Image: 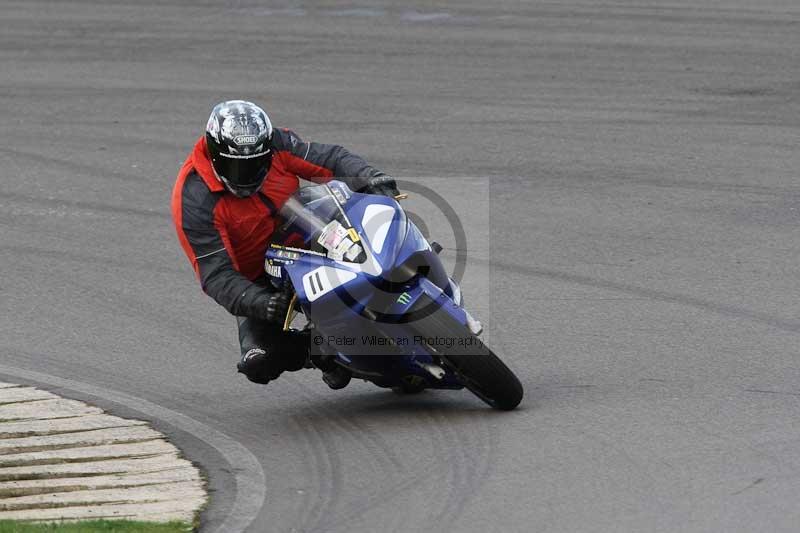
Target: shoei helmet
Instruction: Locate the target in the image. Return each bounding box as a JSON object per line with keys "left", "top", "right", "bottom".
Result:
{"left": 205, "top": 100, "right": 273, "bottom": 197}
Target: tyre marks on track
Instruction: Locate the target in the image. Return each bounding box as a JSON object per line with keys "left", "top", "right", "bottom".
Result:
{"left": 429, "top": 408, "right": 497, "bottom": 530}
{"left": 287, "top": 416, "right": 341, "bottom": 533}
{"left": 490, "top": 258, "right": 800, "bottom": 335}
{"left": 285, "top": 388, "right": 499, "bottom": 533}
{"left": 279, "top": 379, "right": 408, "bottom": 533}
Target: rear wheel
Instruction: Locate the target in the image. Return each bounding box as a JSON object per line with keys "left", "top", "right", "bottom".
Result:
{"left": 408, "top": 298, "right": 523, "bottom": 410}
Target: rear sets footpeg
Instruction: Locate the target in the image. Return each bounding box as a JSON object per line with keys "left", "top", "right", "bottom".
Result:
{"left": 416, "top": 361, "right": 446, "bottom": 380}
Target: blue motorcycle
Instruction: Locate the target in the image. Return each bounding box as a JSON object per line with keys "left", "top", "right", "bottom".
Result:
{"left": 265, "top": 181, "right": 523, "bottom": 410}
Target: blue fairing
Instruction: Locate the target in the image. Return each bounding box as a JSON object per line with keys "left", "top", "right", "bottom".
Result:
{"left": 265, "top": 181, "right": 469, "bottom": 389}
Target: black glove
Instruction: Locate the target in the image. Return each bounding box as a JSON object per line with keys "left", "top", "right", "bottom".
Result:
{"left": 360, "top": 175, "right": 400, "bottom": 198}
{"left": 260, "top": 292, "right": 290, "bottom": 324}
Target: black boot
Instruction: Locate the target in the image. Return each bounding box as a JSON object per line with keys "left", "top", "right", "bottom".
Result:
{"left": 321, "top": 365, "right": 352, "bottom": 390}
{"left": 238, "top": 348, "right": 279, "bottom": 384}
{"left": 312, "top": 353, "right": 352, "bottom": 390}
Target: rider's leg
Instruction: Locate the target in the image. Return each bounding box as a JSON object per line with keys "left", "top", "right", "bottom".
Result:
{"left": 236, "top": 317, "right": 308, "bottom": 384}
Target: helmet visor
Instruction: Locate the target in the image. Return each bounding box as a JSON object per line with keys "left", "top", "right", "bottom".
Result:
{"left": 214, "top": 150, "right": 273, "bottom": 196}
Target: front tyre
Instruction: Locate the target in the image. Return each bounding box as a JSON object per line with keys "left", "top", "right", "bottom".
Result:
{"left": 408, "top": 298, "right": 523, "bottom": 410}
{"left": 440, "top": 339, "right": 523, "bottom": 410}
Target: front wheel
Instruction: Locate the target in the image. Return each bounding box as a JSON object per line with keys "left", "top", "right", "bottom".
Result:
{"left": 440, "top": 339, "right": 523, "bottom": 411}
{"left": 408, "top": 299, "right": 523, "bottom": 410}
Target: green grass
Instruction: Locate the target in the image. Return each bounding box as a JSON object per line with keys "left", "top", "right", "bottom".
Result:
{"left": 0, "top": 520, "right": 193, "bottom": 533}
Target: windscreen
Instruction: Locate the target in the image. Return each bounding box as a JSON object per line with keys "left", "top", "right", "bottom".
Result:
{"left": 277, "top": 185, "right": 346, "bottom": 237}
{"left": 276, "top": 183, "right": 364, "bottom": 262}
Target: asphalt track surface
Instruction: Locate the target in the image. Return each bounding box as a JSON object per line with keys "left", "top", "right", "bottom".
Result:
{"left": 2, "top": 1, "right": 799, "bottom": 531}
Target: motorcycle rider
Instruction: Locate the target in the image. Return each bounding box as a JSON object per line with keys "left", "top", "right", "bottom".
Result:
{"left": 171, "top": 100, "right": 399, "bottom": 388}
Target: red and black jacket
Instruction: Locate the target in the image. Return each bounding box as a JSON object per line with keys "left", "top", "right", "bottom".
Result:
{"left": 171, "top": 128, "right": 384, "bottom": 319}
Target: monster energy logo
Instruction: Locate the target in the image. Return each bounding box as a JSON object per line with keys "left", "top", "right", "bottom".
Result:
{"left": 397, "top": 292, "right": 412, "bottom": 305}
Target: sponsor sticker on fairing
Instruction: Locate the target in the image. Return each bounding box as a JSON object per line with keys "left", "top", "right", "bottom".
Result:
{"left": 317, "top": 221, "right": 355, "bottom": 260}
{"left": 265, "top": 260, "right": 282, "bottom": 278}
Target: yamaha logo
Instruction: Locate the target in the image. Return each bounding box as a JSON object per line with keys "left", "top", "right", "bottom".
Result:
{"left": 234, "top": 135, "right": 258, "bottom": 145}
